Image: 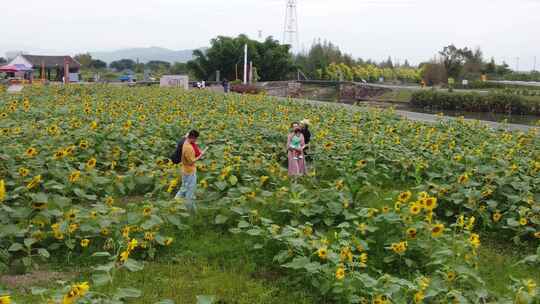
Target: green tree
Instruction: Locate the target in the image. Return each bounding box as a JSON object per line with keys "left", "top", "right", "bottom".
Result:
{"left": 188, "top": 34, "right": 294, "bottom": 81}
{"left": 146, "top": 60, "right": 171, "bottom": 72}
{"left": 110, "top": 59, "right": 136, "bottom": 71}
{"left": 0, "top": 57, "right": 6, "bottom": 65}
{"left": 295, "top": 40, "right": 355, "bottom": 79}
{"left": 74, "top": 53, "right": 93, "bottom": 68}
{"left": 485, "top": 58, "right": 497, "bottom": 74}
{"left": 90, "top": 59, "right": 107, "bottom": 70}
{"left": 496, "top": 62, "right": 511, "bottom": 76}
{"left": 439, "top": 45, "right": 472, "bottom": 79}
{"left": 381, "top": 56, "right": 394, "bottom": 69}
{"left": 170, "top": 62, "right": 188, "bottom": 75}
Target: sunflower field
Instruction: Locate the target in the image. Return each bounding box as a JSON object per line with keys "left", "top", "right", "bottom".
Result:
{"left": 0, "top": 85, "right": 540, "bottom": 303}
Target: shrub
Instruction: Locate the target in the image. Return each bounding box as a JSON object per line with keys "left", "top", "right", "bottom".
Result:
{"left": 410, "top": 90, "right": 540, "bottom": 115}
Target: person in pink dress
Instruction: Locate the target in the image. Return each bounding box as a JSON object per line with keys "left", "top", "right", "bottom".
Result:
{"left": 287, "top": 122, "right": 307, "bottom": 177}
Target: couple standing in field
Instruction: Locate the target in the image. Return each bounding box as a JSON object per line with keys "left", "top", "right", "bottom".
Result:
{"left": 174, "top": 120, "right": 312, "bottom": 213}
{"left": 287, "top": 119, "right": 311, "bottom": 177}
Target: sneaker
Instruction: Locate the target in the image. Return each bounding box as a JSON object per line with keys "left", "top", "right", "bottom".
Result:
{"left": 298, "top": 156, "right": 303, "bottom": 159}
{"left": 293, "top": 157, "right": 299, "bottom": 160}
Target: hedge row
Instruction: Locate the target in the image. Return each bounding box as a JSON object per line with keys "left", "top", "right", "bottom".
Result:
{"left": 410, "top": 90, "right": 540, "bottom": 115}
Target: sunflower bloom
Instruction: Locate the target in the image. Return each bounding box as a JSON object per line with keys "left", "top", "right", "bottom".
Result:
{"left": 119, "top": 250, "right": 130, "bottom": 263}
{"left": 259, "top": 175, "right": 269, "bottom": 184}
{"left": 144, "top": 232, "right": 155, "bottom": 241}
{"left": 69, "top": 171, "right": 81, "bottom": 183}
{"left": 391, "top": 241, "right": 408, "bottom": 255}
{"left": 18, "top": 168, "right": 30, "bottom": 177}
{"left": 526, "top": 279, "right": 537, "bottom": 296}
{"left": 335, "top": 266, "right": 345, "bottom": 280}
{"left": 406, "top": 228, "right": 417, "bottom": 239}
{"left": 398, "top": 191, "right": 412, "bottom": 202}
{"left": 317, "top": 247, "right": 328, "bottom": 260}
{"left": 409, "top": 204, "right": 422, "bottom": 215}
{"left": 458, "top": 173, "right": 469, "bottom": 184}
{"left": 492, "top": 212, "right": 502, "bottom": 223}
{"left": 431, "top": 224, "right": 445, "bottom": 237}
{"left": 469, "top": 233, "right": 481, "bottom": 249}
{"left": 86, "top": 158, "right": 97, "bottom": 170}
{"left": 26, "top": 175, "right": 42, "bottom": 190}
{"left": 447, "top": 271, "right": 457, "bottom": 282}
{"left": 356, "top": 159, "right": 367, "bottom": 169}
{"left": 414, "top": 291, "right": 425, "bottom": 303}
{"left": 127, "top": 239, "right": 138, "bottom": 251}
{"left": 0, "top": 180, "right": 5, "bottom": 202}
{"left": 424, "top": 197, "right": 438, "bottom": 210}
{"left": 164, "top": 237, "right": 174, "bottom": 246}
{"left": 80, "top": 239, "right": 90, "bottom": 248}
{"left": 25, "top": 147, "right": 38, "bottom": 157}
{"left": 0, "top": 295, "right": 11, "bottom": 304}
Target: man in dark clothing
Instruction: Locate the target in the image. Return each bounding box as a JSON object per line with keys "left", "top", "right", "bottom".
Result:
{"left": 300, "top": 119, "right": 312, "bottom": 161}
{"left": 222, "top": 79, "right": 229, "bottom": 93}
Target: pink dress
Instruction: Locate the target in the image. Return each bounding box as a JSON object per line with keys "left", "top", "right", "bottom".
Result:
{"left": 287, "top": 133, "right": 307, "bottom": 176}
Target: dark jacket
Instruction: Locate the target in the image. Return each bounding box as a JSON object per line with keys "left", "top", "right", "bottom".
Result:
{"left": 301, "top": 128, "right": 311, "bottom": 146}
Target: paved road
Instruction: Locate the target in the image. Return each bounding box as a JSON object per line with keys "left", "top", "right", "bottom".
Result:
{"left": 285, "top": 97, "right": 536, "bottom": 133}
{"left": 361, "top": 83, "right": 491, "bottom": 94}
{"left": 488, "top": 80, "right": 540, "bottom": 87}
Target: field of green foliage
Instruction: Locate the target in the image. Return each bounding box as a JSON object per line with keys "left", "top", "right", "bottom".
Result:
{"left": 0, "top": 85, "right": 539, "bottom": 304}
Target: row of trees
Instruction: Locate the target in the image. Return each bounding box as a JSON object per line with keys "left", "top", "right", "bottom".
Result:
{"left": 73, "top": 53, "right": 190, "bottom": 75}
{"left": 294, "top": 40, "right": 418, "bottom": 82}
{"left": 315, "top": 62, "right": 420, "bottom": 82}
{"left": 420, "top": 44, "right": 518, "bottom": 85}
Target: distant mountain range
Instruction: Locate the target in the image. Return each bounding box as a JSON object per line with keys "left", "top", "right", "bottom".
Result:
{"left": 90, "top": 47, "right": 202, "bottom": 64}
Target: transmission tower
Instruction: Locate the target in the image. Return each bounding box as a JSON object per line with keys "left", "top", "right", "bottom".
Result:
{"left": 283, "top": 0, "right": 299, "bottom": 52}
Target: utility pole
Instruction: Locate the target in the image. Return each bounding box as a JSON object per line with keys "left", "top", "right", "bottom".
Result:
{"left": 243, "top": 44, "right": 248, "bottom": 84}
{"left": 515, "top": 57, "right": 520, "bottom": 72}
{"left": 534, "top": 56, "right": 537, "bottom": 72}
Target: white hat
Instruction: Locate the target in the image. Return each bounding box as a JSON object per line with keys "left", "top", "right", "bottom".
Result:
{"left": 300, "top": 119, "right": 310, "bottom": 125}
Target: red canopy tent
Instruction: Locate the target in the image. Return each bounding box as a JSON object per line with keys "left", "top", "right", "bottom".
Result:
{"left": 0, "top": 65, "right": 19, "bottom": 73}
{"left": 0, "top": 64, "right": 33, "bottom": 72}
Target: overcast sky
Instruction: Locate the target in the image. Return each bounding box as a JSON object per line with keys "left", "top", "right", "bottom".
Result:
{"left": 2, "top": 0, "right": 539, "bottom": 69}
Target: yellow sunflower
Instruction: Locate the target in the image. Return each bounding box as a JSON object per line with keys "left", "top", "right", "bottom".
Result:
{"left": 458, "top": 173, "right": 469, "bottom": 184}
{"left": 69, "top": 171, "right": 81, "bottom": 183}
{"left": 431, "top": 224, "right": 445, "bottom": 237}
{"left": 335, "top": 266, "right": 345, "bottom": 280}
{"left": 25, "top": 147, "right": 38, "bottom": 157}
{"left": 424, "top": 197, "right": 438, "bottom": 210}
{"left": 398, "top": 191, "right": 412, "bottom": 202}
{"left": 409, "top": 204, "right": 422, "bottom": 215}
{"left": 86, "top": 158, "right": 97, "bottom": 170}
{"left": 80, "top": 239, "right": 90, "bottom": 248}
{"left": 18, "top": 168, "right": 30, "bottom": 177}
{"left": 406, "top": 228, "right": 417, "bottom": 239}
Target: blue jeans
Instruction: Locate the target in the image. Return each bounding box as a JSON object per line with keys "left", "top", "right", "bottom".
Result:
{"left": 175, "top": 173, "right": 197, "bottom": 213}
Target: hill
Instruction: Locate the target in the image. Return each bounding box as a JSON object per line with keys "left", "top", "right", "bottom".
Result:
{"left": 90, "top": 47, "right": 199, "bottom": 63}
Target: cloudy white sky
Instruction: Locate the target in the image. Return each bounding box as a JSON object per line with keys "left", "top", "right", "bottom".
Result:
{"left": 2, "top": 0, "right": 539, "bottom": 69}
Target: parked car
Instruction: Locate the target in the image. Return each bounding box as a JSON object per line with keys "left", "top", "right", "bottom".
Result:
{"left": 119, "top": 75, "right": 136, "bottom": 82}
